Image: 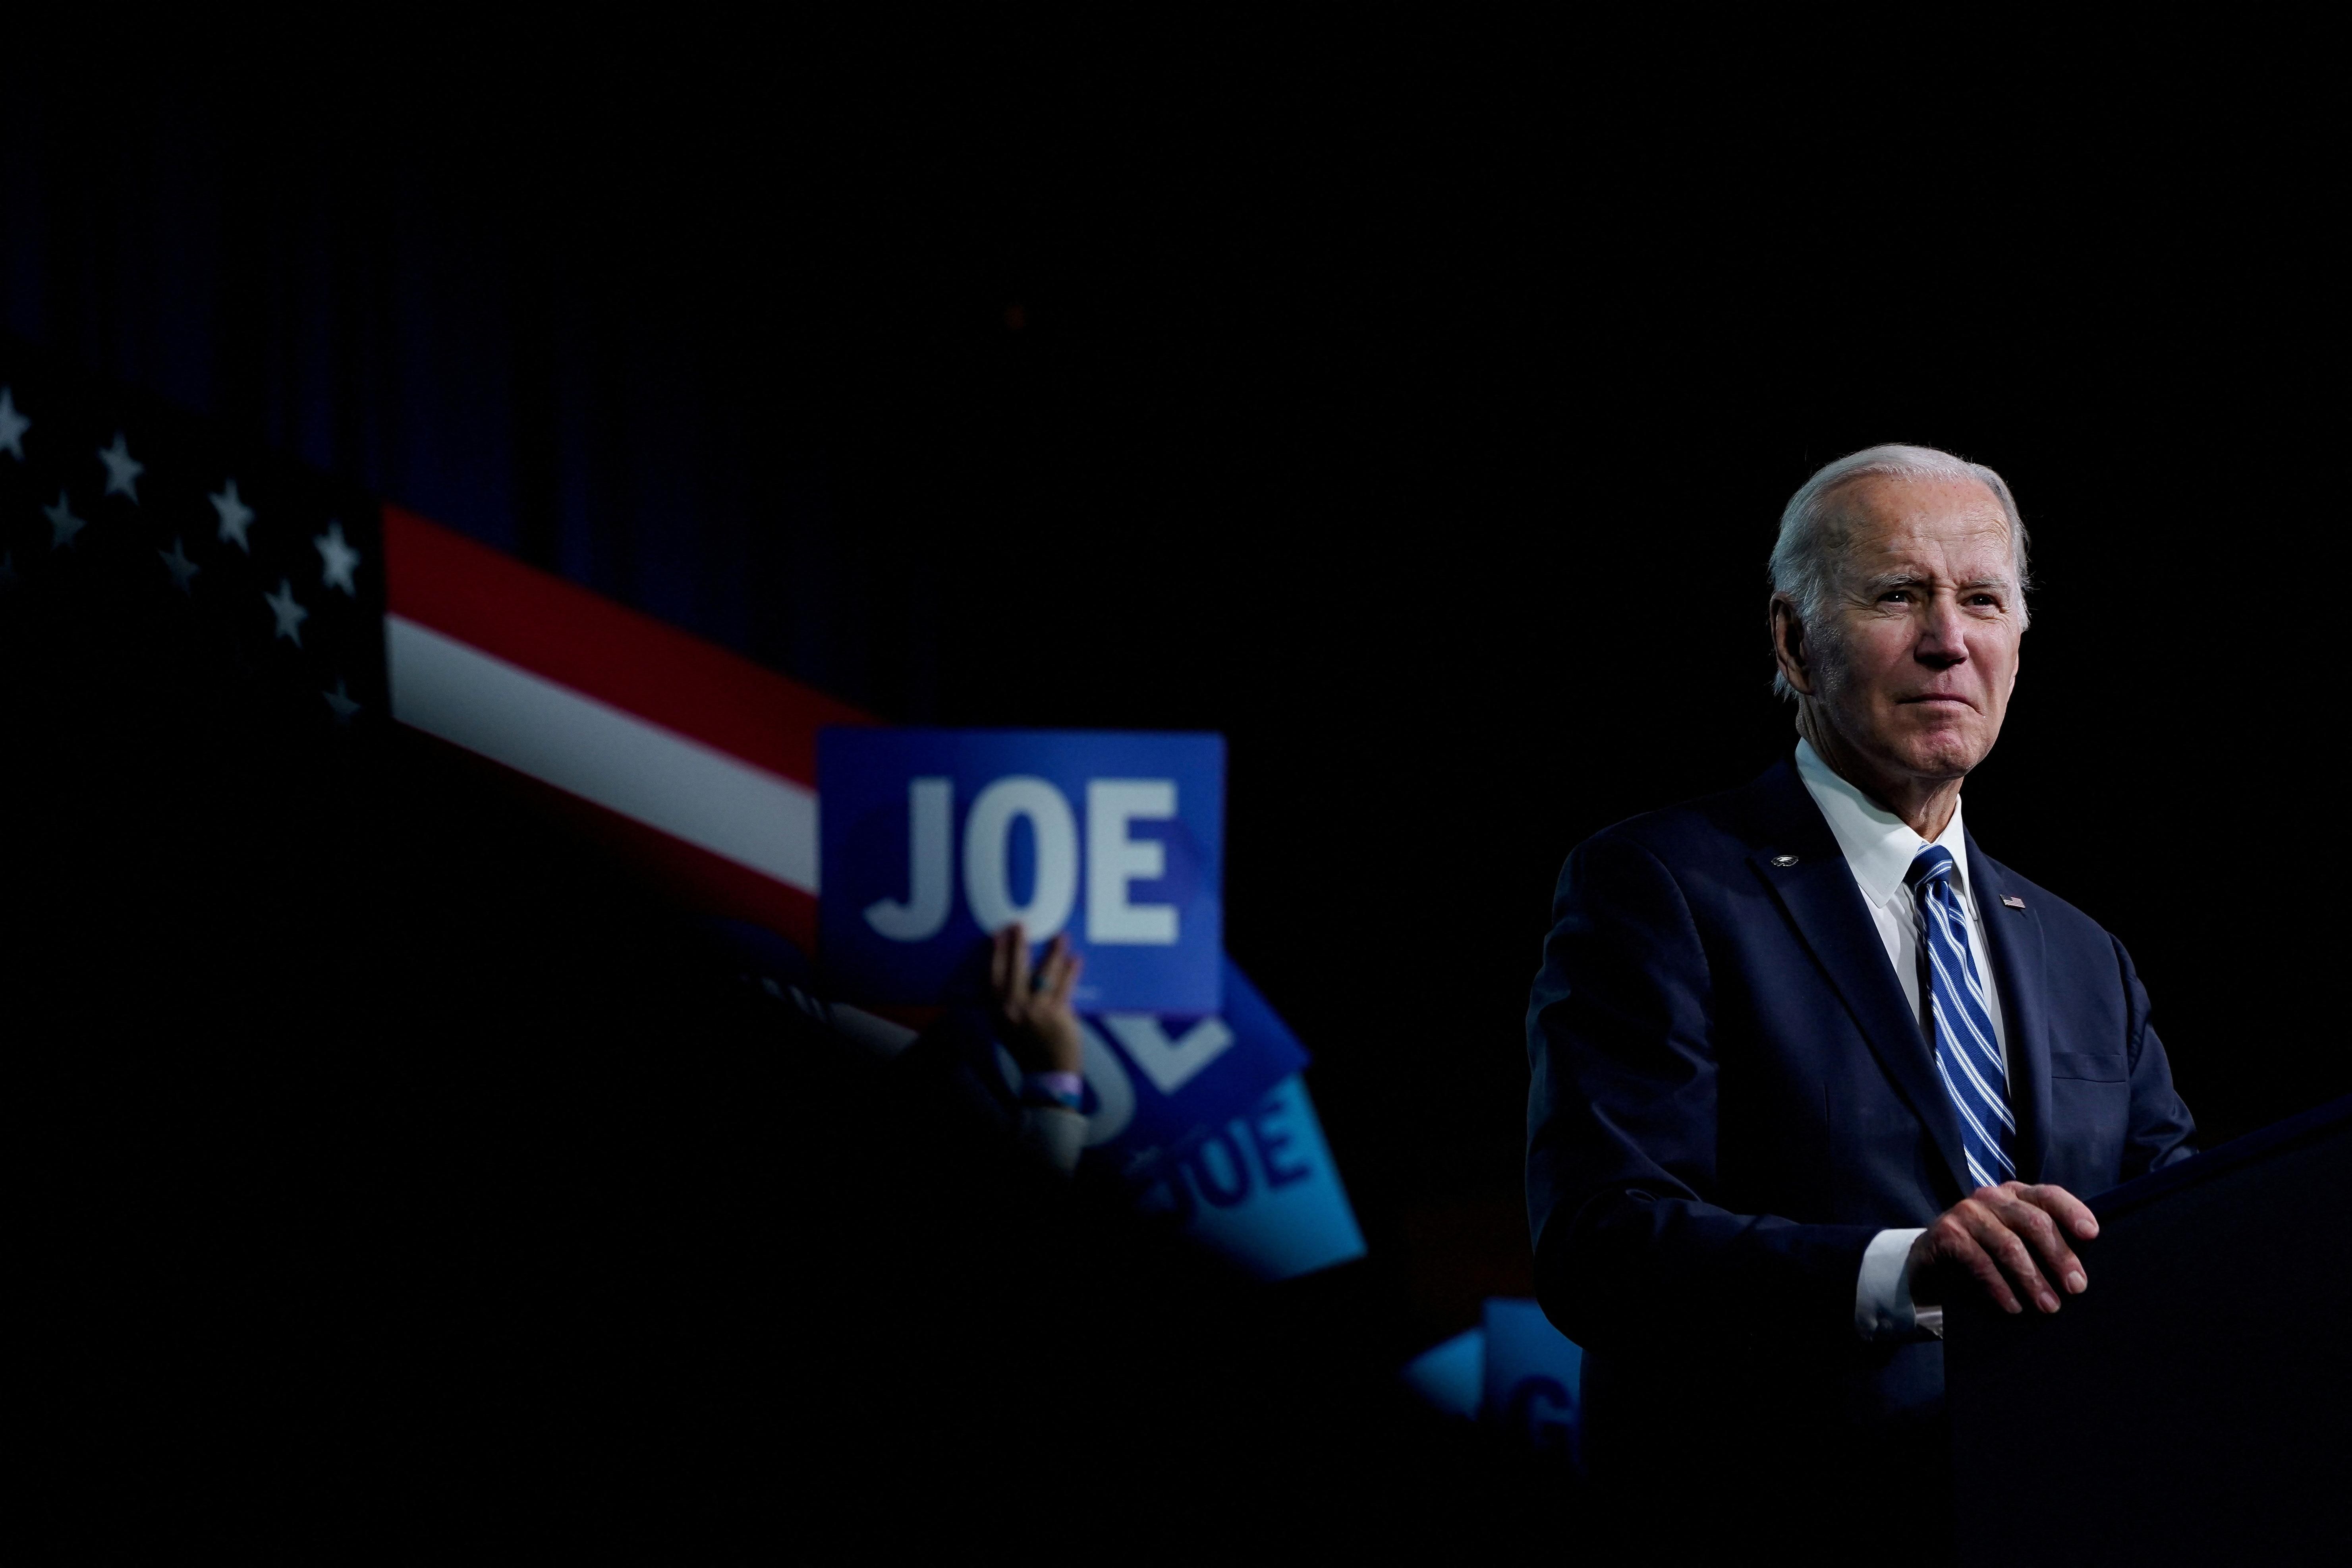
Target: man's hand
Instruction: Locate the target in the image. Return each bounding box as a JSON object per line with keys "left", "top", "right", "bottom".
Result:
{"left": 1909, "top": 1181, "right": 2099, "bottom": 1315}
{"left": 987, "top": 923, "right": 1085, "bottom": 1076}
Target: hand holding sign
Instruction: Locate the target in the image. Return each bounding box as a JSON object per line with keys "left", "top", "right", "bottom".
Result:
{"left": 988, "top": 924, "right": 1084, "bottom": 1076}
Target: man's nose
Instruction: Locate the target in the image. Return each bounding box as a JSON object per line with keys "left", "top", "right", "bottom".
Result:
{"left": 1914, "top": 597, "right": 1970, "bottom": 666}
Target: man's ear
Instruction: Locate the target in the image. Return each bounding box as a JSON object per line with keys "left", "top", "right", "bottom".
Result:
{"left": 1769, "top": 596, "right": 1818, "bottom": 697}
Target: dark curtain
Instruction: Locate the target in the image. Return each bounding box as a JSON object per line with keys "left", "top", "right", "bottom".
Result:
{"left": 2, "top": 51, "right": 947, "bottom": 719}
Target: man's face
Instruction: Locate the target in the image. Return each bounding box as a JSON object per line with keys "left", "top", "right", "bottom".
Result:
{"left": 1802, "top": 474, "right": 2025, "bottom": 785}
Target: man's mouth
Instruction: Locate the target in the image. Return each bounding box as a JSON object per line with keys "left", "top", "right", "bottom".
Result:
{"left": 1899, "top": 694, "right": 1975, "bottom": 710}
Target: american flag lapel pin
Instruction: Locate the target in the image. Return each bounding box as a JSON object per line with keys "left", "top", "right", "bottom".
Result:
{"left": 2001, "top": 895, "right": 2026, "bottom": 909}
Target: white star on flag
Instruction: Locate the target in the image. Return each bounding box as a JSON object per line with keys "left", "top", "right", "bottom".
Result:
{"left": 159, "top": 537, "right": 200, "bottom": 594}
{"left": 44, "top": 490, "right": 87, "bottom": 550}
{"left": 315, "top": 520, "right": 361, "bottom": 595}
{"left": 0, "top": 386, "right": 28, "bottom": 461}
{"left": 266, "top": 578, "right": 309, "bottom": 645}
{"left": 98, "top": 432, "right": 144, "bottom": 502}
{"left": 211, "top": 478, "right": 255, "bottom": 552}
{"left": 323, "top": 678, "right": 362, "bottom": 724}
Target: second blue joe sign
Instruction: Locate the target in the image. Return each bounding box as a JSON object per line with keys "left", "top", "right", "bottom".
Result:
{"left": 819, "top": 729, "right": 1225, "bottom": 1013}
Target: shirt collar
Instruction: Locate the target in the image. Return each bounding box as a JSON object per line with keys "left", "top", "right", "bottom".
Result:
{"left": 1792, "top": 737, "right": 1972, "bottom": 910}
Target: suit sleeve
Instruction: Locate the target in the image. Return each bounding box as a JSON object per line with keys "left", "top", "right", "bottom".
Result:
{"left": 2115, "top": 934, "right": 2198, "bottom": 1179}
{"left": 1526, "top": 831, "right": 1875, "bottom": 1356}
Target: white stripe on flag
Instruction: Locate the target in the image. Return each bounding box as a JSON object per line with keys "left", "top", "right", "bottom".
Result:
{"left": 386, "top": 614, "right": 819, "bottom": 894}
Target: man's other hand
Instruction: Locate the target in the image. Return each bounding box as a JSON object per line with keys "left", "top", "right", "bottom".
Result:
{"left": 1909, "top": 1182, "right": 2099, "bottom": 1315}
{"left": 987, "top": 924, "right": 1085, "bottom": 1076}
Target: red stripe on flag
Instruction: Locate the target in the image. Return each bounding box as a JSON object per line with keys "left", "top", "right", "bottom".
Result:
{"left": 382, "top": 504, "right": 876, "bottom": 783}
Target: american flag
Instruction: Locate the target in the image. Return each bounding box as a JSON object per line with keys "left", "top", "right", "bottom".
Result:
{"left": 0, "top": 340, "right": 389, "bottom": 741}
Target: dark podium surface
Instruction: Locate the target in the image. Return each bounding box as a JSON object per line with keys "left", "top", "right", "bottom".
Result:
{"left": 1948, "top": 1096, "right": 2352, "bottom": 1563}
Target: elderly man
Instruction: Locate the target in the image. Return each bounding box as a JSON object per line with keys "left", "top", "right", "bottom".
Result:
{"left": 1525, "top": 445, "right": 2196, "bottom": 1547}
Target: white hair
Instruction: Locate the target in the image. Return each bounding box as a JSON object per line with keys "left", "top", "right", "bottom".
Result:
{"left": 1768, "top": 443, "right": 2031, "bottom": 701}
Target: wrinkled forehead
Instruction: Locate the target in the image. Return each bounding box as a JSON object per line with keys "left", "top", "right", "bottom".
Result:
{"left": 1833, "top": 473, "right": 2016, "bottom": 578}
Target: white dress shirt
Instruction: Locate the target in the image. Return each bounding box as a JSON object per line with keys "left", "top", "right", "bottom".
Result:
{"left": 1790, "top": 739, "right": 2009, "bottom": 1342}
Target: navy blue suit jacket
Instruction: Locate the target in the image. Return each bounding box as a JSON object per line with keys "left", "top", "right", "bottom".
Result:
{"left": 1526, "top": 754, "right": 2196, "bottom": 1476}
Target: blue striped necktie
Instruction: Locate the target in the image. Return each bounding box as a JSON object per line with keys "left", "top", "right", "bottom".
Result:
{"left": 1905, "top": 845, "right": 2016, "bottom": 1191}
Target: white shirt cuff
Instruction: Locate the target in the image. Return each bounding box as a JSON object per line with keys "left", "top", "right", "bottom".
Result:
{"left": 1017, "top": 1106, "right": 1088, "bottom": 1175}
{"left": 1855, "top": 1227, "right": 1929, "bottom": 1342}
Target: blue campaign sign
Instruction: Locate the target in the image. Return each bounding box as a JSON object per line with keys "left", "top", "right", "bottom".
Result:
{"left": 819, "top": 728, "right": 1224, "bottom": 1013}
{"left": 1129, "top": 1075, "right": 1367, "bottom": 1281}
{"left": 1401, "top": 1328, "right": 1486, "bottom": 1421}
{"left": 1051, "top": 957, "right": 1308, "bottom": 1159}
{"left": 1481, "top": 1298, "right": 1583, "bottom": 1466}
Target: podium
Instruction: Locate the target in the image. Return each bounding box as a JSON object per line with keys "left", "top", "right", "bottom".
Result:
{"left": 1947, "top": 1096, "right": 2352, "bottom": 1563}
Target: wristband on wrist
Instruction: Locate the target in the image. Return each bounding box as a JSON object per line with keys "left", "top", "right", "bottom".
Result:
{"left": 1020, "top": 1070, "right": 1085, "bottom": 1111}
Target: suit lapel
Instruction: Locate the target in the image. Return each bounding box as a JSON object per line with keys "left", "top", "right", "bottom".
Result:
{"left": 1744, "top": 760, "right": 1972, "bottom": 1198}
{"left": 1966, "top": 836, "right": 2055, "bottom": 1183}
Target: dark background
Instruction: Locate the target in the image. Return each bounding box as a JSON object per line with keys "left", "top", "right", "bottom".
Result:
{"left": 6, "top": 24, "right": 2340, "bottom": 1540}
